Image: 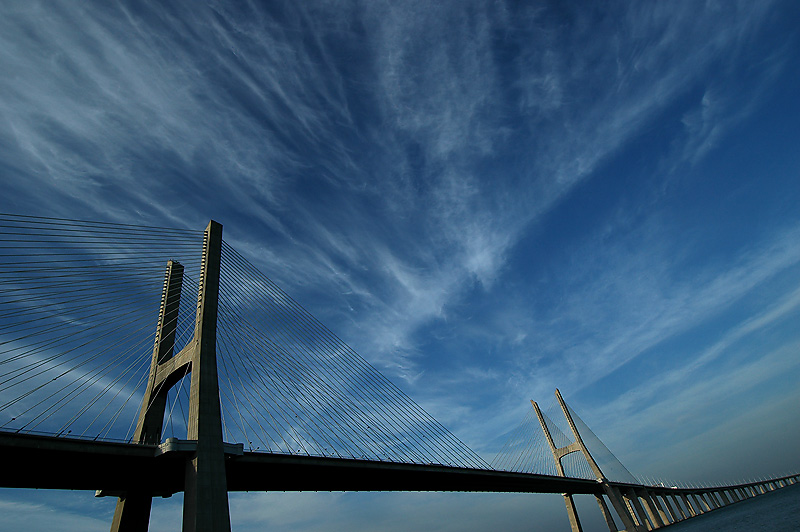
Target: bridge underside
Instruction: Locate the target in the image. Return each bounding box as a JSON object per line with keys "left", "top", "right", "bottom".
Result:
{"left": 0, "top": 431, "right": 601, "bottom": 495}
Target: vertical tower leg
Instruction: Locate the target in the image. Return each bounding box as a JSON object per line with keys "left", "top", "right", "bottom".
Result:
{"left": 111, "top": 260, "right": 185, "bottom": 531}
{"left": 182, "top": 221, "right": 231, "bottom": 532}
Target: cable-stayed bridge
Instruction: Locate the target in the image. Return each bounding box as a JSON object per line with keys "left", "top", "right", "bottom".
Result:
{"left": 0, "top": 214, "right": 796, "bottom": 532}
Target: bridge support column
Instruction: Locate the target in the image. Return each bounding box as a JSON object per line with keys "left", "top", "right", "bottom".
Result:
{"left": 679, "top": 494, "right": 696, "bottom": 517}
{"left": 670, "top": 495, "right": 687, "bottom": 520}
{"left": 602, "top": 485, "right": 643, "bottom": 532}
{"left": 706, "top": 493, "right": 717, "bottom": 509}
{"left": 707, "top": 491, "right": 722, "bottom": 509}
{"left": 625, "top": 497, "right": 643, "bottom": 529}
{"left": 649, "top": 493, "right": 670, "bottom": 525}
{"left": 695, "top": 493, "right": 710, "bottom": 512}
{"left": 660, "top": 495, "right": 680, "bottom": 523}
{"left": 691, "top": 494, "right": 706, "bottom": 513}
{"left": 110, "top": 495, "right": 155, "bottom": 532}
{"left": 594, "top": 495, "right": 618, "bottom": 531}
{"left": 182, "top": 221, "right": 231, "bottom": 532}
{"left": 711, "top": 491, "right": 725, "bottom": 508}
{"left": 562, "top": 494, "right": 584, "bottom": 532}
{"left": 635, "top": 489, "right": 664, "bottom": 528}
{"left": 111, "top": 260, "right": 185, "bottom": 532}
{"left": 707, "top": 492, "right": 720, "bottom": 509}
{"left": 625, "top": 489, "right": 651, "bottom": 530}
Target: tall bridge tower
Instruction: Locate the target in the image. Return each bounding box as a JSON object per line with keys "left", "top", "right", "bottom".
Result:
{"left": 112, "top": 221, "right": 230, "bottom": 532}
{"left": 533, "top": 390, "right": 646, "bottom": 532}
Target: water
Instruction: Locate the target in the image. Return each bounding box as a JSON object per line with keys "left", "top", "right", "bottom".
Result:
{"left": 665, "top": 482, "right": 800, "bottom": 531}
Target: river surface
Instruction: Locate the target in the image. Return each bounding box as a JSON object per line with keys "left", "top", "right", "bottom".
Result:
{"left": 664, "top": 482, "right": 799, "bottom": 531}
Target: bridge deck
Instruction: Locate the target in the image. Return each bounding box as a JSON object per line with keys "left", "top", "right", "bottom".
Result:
{"left": 0, "top": 431, "right": 601, "bottom": 495}
{"left": 4, "top": 431, "right": 791, "bottom": 499}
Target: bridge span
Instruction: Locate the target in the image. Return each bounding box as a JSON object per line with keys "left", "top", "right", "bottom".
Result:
{"left": 2, "top": 429, "right": 797, "bottom": 531}
{"left": 0, "top": 215, "right": 796, "bottom": 531}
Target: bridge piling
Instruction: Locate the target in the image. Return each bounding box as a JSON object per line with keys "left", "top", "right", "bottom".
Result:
{"left": 563, "top": 494, "right": 585, "bottom": 532}
{"left": 637, "top": 489, "right": 665, "bottom": 528}
{"left": 603, "top": 485, "right": 643, "bottom": 532}
{"left": 648, "top": 492, "right": 670, "bottom": 525}
{"left": 660, "top": 495, "right": 680, "bottom": 523}
{"left": 595, "top": 494, "right": 619, "bottom": 531}
{"left": 625, "top": 489, "right": 652, "bottom": 530}
{"left": 670, "top": 495, "right": 687, "bottom": 520}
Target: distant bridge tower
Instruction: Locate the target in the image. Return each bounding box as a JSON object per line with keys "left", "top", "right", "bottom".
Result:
{"left": 111, "top": 221, "right": 231, "bottom": 532}
{"left": 533, "top": 390, "right": 653, "bottom": 532}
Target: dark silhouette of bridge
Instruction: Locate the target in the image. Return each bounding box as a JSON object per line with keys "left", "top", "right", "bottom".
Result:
{"left": 0, "top": 214, "right": 796, "bottom": 532}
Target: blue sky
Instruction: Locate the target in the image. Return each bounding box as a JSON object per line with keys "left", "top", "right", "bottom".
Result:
{"left": 1, "top": 1, "right": 799, "bottom": 530}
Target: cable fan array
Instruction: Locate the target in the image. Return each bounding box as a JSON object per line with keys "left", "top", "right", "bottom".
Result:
{"left": 211, "top": 242, "right": 487, "bottom": 467}
{"left": 492, "top": 397, "right": 645, "bottom": 481}
{"left": 491, "top": 399, "right": 595, "bottom": 479}
{"left": 565, "top": 403, "right": 639, "bottom": 484}
{"left": 0, "top": 214, "right": 487, "bottom": 470}
{"left": 0, "top": 214, "right": 203, "bottom": 441}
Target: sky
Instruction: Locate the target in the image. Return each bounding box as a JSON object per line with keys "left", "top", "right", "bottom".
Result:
{"left": 1, "top": 0, "right": 799, "bottom": 531}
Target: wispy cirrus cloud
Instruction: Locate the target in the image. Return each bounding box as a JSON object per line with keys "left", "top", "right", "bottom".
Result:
{"left": 1, "top": 1, "right": 785, "bottom": 380}
{"left": 439, "top": 218, "right": 800, "bottom": 452}
{"left": 0, "top": 2, "right": 794, "bottom": 451}
{"left": 512, "top": 220, "right": 800, "bottom": 391}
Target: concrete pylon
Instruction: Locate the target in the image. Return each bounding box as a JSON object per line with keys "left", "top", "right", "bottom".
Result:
{"left": 532, "top": 393, "right": 644, "bottom": 532}
{"left": 530, "top": 400, "right": 584, "bottom": 532}
{"left": 111, "top": 260, "right": 185, "bottom": 531}
{"left": 555, "top": 390, "right": 645, "bottom": 532}
{"left": 110, "top": 221, "right": 231, "bottom": 532}
{"left": 182, "top": 220, "right": 230, "bottom": 532}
